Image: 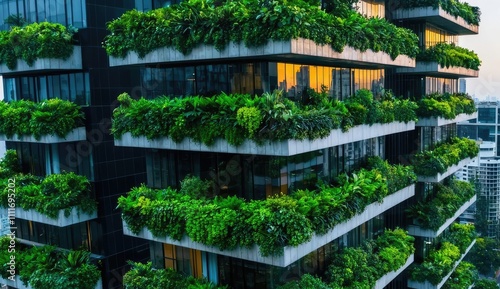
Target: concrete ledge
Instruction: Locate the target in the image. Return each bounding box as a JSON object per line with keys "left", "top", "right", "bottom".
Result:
{"left": 0, "top": 46, "right": 83, "bottom": 75}
{"left": 0, "top": 127, "right": 86, "bottom": 143}
{"left": 408, "top": 195, "right": 477, "bottom": 238}
{"left": 393, "top": 7, "right": 479, "bottom": 35}
{"left": 14, "top": 207, "right": 97, "bottom": 227}
{"left": 123, "top": 184, "right": 415, "bottom": 267}
{"left": 416, "top": 112, "right": 477, "bottom": 127}
{"left": 0, "top": 276, "right": 102, "bottom": 289}
{"left": 115, "top": 121, "right": 415, "bottom": 156}
{"left": 417, "top": 157, "right": 474, "bottom": 183}
{"left": 408, "top": 240, "right": 476, "bottom": 289}
{"left": 109, "top": 39, "right": 416, "bottom": 68}
{"left": 396, "top": 61, "right": 479, "bottom": 78}
{"left": 375, "top": 254, "right": 415, "bottom": 289}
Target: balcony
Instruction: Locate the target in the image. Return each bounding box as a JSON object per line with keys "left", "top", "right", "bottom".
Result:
{"left": 0, "top": 127, "right": 86, "bottom": 143}
{"left": 395, "top": 61, "right": 479, "bottom": 78}
{"left": 392, "top": 7, "right": 478, "bottom": 35}
{"left": 416, "top": 112, "right": 477, "bottom": 127}
{"left": 109, "top": 39, "right": 415, "bottom": 69}
{"left": 408, "top": 195, "right": 476, "bottom": 238}
{"left": 0, "top": 276, "right": 103, "bottom": 289}
{"left": 417, "top": 157, "right": 474, "bottom": 183}
{"left": 408, "top": 240, "right": 476, "bottom": 289}
{"left": 374, "top": 254, "right": 415, "bottom": 289}
{"left": 15, "top": 207, "right": 97, "bottom": 227}
{"left": 115, "top": 121, "right": 415, "bottom": 156}
{"left": 122, "top": 184, "right": 414, "bottom": 267}
{"left": 0, "top": 46, "right": 82, "bottom": 76}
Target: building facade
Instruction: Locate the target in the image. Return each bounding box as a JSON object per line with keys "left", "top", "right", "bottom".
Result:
{"left": 0, "top": 0, "right": 481, "bottom": 288}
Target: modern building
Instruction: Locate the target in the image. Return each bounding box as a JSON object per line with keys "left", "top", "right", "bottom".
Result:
{"left": 458, "top": 101, "right": 500, "bottom": 239}
{"left": 0, "top": 0, "right": 481, "bottom": 288}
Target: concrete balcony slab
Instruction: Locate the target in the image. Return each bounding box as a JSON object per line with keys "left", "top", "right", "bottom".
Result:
{"left": 0, "top": 127, "right": 86, "bottom": 143}
{"left": 396, "top": 61, "right": 479, "bottom": 78}
{"left": 14, "top": 207, "right": 97, "bottom": 227}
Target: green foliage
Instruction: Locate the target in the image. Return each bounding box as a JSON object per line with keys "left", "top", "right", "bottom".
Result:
{"left": 411, "top": 225, "right": 476, "bottom": 285}
{"left": 469, "top": 237, "right": 500, "bottom": 276}
{"left": 0, "top": 238, "right": 100, "bottom": 289}
{"left": 277, "top": 274, "right": 330, "bottom": 289}
{"left": 0, "top": 149, "right": 21, "bottom": 178}
{"left": 442, "top": 261, "right": 478, "bottom": 289}
{"left": 112, "top": 90, "right": 417, "bottom": 145}
{"left": 417, "top": 92, "right": 476, "bottom": 119}
{"left": 4, "top": 14, "right": 27, "bottom": 27}
{"left": 0, "top": 99, "right": 84, "bottom": 139}
{"left": 103, "top": 0, "right": 419, "bottom": 60}
{"left": 411, "top": 137, "right": 478, "bottom": 176}
{"left": 0, "top": 21, "right": 76, "bottom": 70}
{"left": 418, "top": 43, "right": 481, "bottom": 70}
{"left": 474, "top": 279, "right": 500, "bottom": 289}
{"left": 322, "top": 228, "right": 414, "bottom": 289}
{"left": 0, "top": 170, "right": 96, "bottom": 219}
{"left": 399, "top": 0, "right": 481, "bottom": 25}
{"left": 407, "top": 180, "right": 477, "bottom": 230}
{"left": 123, "top": 261, "right": 226, "bottom": 289}
{"left": 411, "top": 242, "right": 461, "bottom": 285}
{"left": 118, "top": 159, "right": 415, "bottom": 257}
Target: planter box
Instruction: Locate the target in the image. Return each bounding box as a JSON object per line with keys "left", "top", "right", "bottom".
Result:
{"left": 14, "top": 207, "right": 97, "bottom": 227}
{"left": 408, "top": 195, "right": 476, "bottom": 238}
{"left": 115, "top": 121, "right": 415, "bottom": 156}
{"left": 374, "top": 254, "right": 415, "bottom": 289}
{"left": 396, "top": 61, "right": 479, "bottom": 78}
{"left": 0, "top": 127, "right": 86, "bottom": 143}
{"left": 109, "top": 39, "right": 415, "bottom": 68}
{"left": 417, "top": 157, "right": 474, "bottom": 183}
{"left": 0, "top": 46, "right": 83, "bottom": 75}
{"left": 416, "top": 112, "right": 477, "bottom": 127}
{"left": 0, "top": 276, "right": 103, "bottom": 289}
{"left": 392, "top": 7, "right": 479, "bottom": 35}
{"left": 123, "top": 184, "right": 415, "bottom": 267}
{"left": 408, "top": 240, "right": 476, "bottom": 289}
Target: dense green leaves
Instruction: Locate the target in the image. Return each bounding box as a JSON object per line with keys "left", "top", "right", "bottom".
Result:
{"left": 279, "top": 228, "right": 414, "bottom": 289}
{"left": 473, "top": 279, "right": 500, "bottom": 289}
{"left": 0, "top": 99, "right": 84, "bottom": 140}
{"left": 0, "top": 22, "right": 76, "bottom": 70}
{"left": 418, "top": 43, "right": 481, "bottom": 70}
{"left": 103, "top": 0, "right": 419, "bottom": 59}
{"left": 417, "top": 92, "right": 476, "bottom": 119}
{"left": 0, "top": 152, "right": 96, "bottom": 219}
{"left": 411, "top": 224, "right": 476, "bottom": 285}
{"left": 411, "top": 137, "right": 479, "bottom": 176}
{"left": 468, "top": 237, "right": 500, "bottom": 276}
{"left": 399, "top": 0, "right": 481, "bottom": 25}
{"left": 407, "top": 180, "right": 476, "bottom": 230}
{"left": 123, "top": 261, "right": 226, "bottom": 289}
{"left": 442, "top": 261, "right": 478, "bottom": 289}
{"left": 118, "top": 158, "right": 415, "bottom": 257}
{"left": 0, "top": 237, "right": 100, "bottom": 289}
{"left": 112, "top": 89, "right": 417, "bottom": 145}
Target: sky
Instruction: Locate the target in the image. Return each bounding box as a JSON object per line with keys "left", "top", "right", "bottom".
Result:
{"left": 460, "top": 0, "right": 500, "bottom": 101}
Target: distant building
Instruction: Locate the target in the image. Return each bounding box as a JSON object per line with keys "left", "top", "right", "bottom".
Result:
{"left": 459, "top": 79, "right": 467, "bottom": 93}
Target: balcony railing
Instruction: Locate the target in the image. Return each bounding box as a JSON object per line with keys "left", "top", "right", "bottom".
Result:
{"left": 408, "top": 195, "right": 477, "bottom": 238}
{"left": 15, "top": 207, "right": 97, "bottom": 227}
{"left": 109, "top": 39, "right": 415, "bottom": 69}
{"left": 416, "top": 112, "right": 477, "bottom": 127}
{"left": 122, "top": 184, "right": 415, "bottom": 267}
{"left": 417, "top": 157, "right": 474, "bottom": 183}
{"left": 396, "top": 61, "right": 479, "bottom": 78}
{"left": 0, "top": 46, "right": 82, "bottom": 75}
{"left": 375, "top": 254, "right": 415, "bottom": 289}
{"left": 392, "top": 6, "right": 479, "bottom": 35}
{"left": 408, "top": 240, "right": 476, "bottom": 289}
{"left": 0, "top": 127, "right": 86, "bottom": 143}
{"left": 115, "top": 121, "right": 415, "bottom": 156}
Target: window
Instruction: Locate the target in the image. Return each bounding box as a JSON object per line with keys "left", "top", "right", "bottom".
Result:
{"left": 3, "top": 72, "right": 91, "bottom": 105}
{"left": 0, "top": 0, "right": 87, "bottom": 30}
